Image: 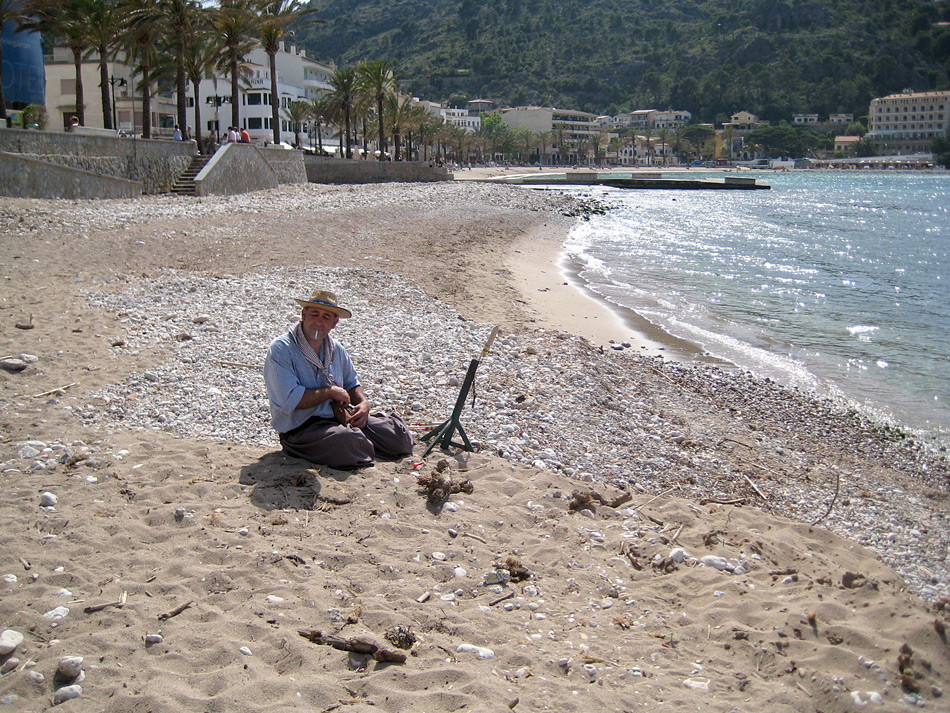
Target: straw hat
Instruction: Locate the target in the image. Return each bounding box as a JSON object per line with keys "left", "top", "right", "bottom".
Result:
{"left": 294, "top": 288, "right": 352, "bottom": 319}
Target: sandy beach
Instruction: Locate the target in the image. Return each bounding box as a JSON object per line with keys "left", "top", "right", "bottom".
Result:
{"left": 1, "top": 179, "right": 948, "bottom": 712}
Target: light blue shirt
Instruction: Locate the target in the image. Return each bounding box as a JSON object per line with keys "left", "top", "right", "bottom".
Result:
{"left": 263, "top": 330, "right": 360, "bottom": 433}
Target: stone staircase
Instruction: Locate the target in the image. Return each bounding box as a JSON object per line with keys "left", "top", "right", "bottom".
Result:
{"left": 170, "top": 155, "right": 211, "bottom": 195}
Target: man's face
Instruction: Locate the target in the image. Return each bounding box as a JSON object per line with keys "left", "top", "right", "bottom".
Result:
{"left": 302, "top": 306, "right": 339, "bottom": 342}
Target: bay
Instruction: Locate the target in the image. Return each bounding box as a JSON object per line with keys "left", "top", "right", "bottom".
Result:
{"left": 562, "top": 171, "right": 950, "bottom": 446}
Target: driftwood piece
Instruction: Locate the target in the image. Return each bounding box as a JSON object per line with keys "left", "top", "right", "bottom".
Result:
{"left": 158, "top": 600, "right": 193, "bottom": 621}
{"left": 297, "top": 629, "right": 407, "bottom": 663}
{"left": 84, "top": 591, "right": 127, "bottom": 614}
{"left": 568, "top": 489, "right": 633, "bottom": 512}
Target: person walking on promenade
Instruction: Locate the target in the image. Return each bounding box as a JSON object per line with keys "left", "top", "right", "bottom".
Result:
{"left": 264, "top": 288, "right": 414, "bottom": 469}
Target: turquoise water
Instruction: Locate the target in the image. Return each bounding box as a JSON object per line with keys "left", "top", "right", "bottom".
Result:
{"left": 563, "top": 172, "right": 950, "bottom": 443}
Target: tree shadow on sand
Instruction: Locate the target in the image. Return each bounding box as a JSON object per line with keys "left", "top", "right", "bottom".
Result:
{"left": 239, "top": 450, "right": 354, "bottom": 511}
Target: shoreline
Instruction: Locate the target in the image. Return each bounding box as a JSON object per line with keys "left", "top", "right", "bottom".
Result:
{"left": 506, "top": 220, "right": 707, "bottom": 361}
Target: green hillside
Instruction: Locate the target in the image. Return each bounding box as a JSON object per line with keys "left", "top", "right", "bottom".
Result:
{"left": 296, "top": 0, "right": 950, "bottom": 123}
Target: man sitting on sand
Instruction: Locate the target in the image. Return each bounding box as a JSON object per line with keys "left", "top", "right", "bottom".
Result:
{"left": 264, "top": 288, "right": 414, "bottom": 469}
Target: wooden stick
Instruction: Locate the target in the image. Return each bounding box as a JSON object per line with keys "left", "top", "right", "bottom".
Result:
{"left": 742, "top": 473, "right": 769, "bottom": 502}
{"left": 158, "top": 600, "right": 193, "bottom": 621}
{"left": 215, "top": 360, "right": 262, "bottom": 370}
{"left": 489, "top": 591, "right": 514, "bottom": 606}
{"left": 670, "top": 523, "right": 685, "bottom": 544}
{"left": 83, "top": 591, "right": 127, "bottom": 614}
{"left": 33, "top": 383, "right": 78, "bottom": 398}
{"left": 810, "top": 469, "right": 840, "bottom": 526}
{"left": 631, "top": 486, "right": 675, "bottom": 511}
{"left": 460, "top": 532, "right": 487, "bottom": 544}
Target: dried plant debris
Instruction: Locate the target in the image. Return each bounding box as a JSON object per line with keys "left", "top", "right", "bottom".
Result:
{"left": 503, "top": 556, "right": 532, "bottom": 582}
{"left": 384, "top": 625, "right": 417, "bottom": 650}
{"left": 297, "top": 629, "right": 407, "bottom": 664}
{"left": 568, "top": 488, "right": 632, "bottom": 512}
{"left": 417, "top": 461, "right": 474, "bottom": 506}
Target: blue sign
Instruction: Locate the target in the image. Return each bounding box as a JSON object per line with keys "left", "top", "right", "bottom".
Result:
{"left": 2, "top": 20, "right": 45, "bottom": 107}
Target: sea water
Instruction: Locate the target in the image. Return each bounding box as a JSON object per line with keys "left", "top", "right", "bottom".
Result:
{"left": 561, "top": 171, "right": 950, "bottom": 445}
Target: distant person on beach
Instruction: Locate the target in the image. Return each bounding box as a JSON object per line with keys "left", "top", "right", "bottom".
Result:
{"left": 264, "top": 288, "right": 414, "bottom": 469}
{"left": 227, "top": 126, "right": 238, "bottom": 143}
{"left": 67, "top": 116, "right": 79, "bottom": 132}
{"left": 240, "top": 127, "right": 251, "bottom": 143}
{"left": 172, "top": 124, "right": 183, "bottom": 141}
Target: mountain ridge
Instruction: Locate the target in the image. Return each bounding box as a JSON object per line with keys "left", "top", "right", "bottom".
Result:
{"left": 296, "top": 0, "right": 950, "bottom": 123}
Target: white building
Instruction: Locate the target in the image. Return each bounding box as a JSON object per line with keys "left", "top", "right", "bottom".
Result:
{"left": 499, "top": 106, "right": 603, "bottom": 164}
{"left": 44, "top": 46, "right": 176, "bottom": 134}
{"left": 418, "top": 101, "right": 480, "bottom": 132}
{"left": 866, "top": 89, "right": 950, "bottom": 155}
{"left": 185, "top": 41, "right": 334, "bottom": 145}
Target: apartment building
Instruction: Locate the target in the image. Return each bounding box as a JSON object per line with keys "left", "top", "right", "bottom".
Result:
{"left": 418, "top": 101, "right": 481, "bottom": 132}
{"left": 866, "top": 89, "right": 950, "bottom": 155}
{"left": 44, "top": 46, "right": 176, "bottom": 133}
{"left": 499, "top": 106, "right": 602, "bottom": 163}
{"left": 185, "top": 42, "right": 334, "bottom": 144}
{"left": 613, "top": 109, "right": 690, "bottom": 131}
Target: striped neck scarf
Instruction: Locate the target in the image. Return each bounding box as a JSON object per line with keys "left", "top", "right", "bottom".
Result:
{"left": 293, "top": 321, "right": 336, "bottom": 386}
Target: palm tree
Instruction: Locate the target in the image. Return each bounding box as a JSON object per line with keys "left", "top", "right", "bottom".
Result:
{"left": 183, "top": 28, "right": 218, "bottom": 146}
{"left": 209, "top": 0, "right": 258, "bottom": 131}
{"left": 83, "top": 0, "right": 125, "bottom": 130}
{"left": 257, "top": 0, "right": 321, "bottom": 146}
{"left": 283, "top": 99, "right": 309, "bottom": 147}
{"left": 324, "top": 66, "right": 357, "bottom": 158}
{"left": 511, "top": 125, "right": 534, "bottom": 165}
{"left": 356, "top": 59, "right": 395, "bottom": 159}
{"left": 536, "top": 130, "right": 551, "bottom": 166}
{"left": 122, "top": 0, "right": 165, "bottom": 137}
{"left": 162, "top": 0, "right": 202, "bottom": 135}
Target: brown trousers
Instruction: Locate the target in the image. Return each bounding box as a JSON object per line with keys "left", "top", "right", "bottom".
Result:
{"left": 279, "top": 412, "right": 414, "bottom": 469}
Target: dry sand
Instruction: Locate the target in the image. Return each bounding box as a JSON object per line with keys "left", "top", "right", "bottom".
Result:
{"left": 1, "top": 181, "right": 948, "bottom": 713}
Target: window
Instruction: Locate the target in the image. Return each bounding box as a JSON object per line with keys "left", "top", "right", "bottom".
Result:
{"left": 247, "top": 93, "right": 262, "bottom": 105}
{"left": 247, "top": 117, "right": 263, "bottom": 129}
{"left": 61, "top": 78, "right": 76, "bottom": 95}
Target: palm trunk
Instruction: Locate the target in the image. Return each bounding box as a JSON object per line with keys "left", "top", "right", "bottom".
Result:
{"left": 269, "top": 50, "right": 280, "bottom": 144}
{"left": 176, "top": 31, "right": 187, "bottom": 132}
{"left": 72, "top": 48, "right": 85, "bottom": 125}
{"left": 230, "top": 50, "right": 240, "bottom": 130}
{"left": 142, "top": 64, "right": 152, "bottom": 138}
{"left": 376, "top": 96, "right": 384, "bottom": 158}
{"left": 192, "top": 79, "right": 203, "bottom": 146}
{"left": 99, "top": 54, "right": 112, "bottom": 129}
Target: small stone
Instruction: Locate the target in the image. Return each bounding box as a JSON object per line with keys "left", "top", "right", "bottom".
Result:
{"left": 192, "top": 314, "right": 211, "bottom": 324}
{"left": 431, "top": 551, "right": 447, "bottom": 561}
{"left": 1, "top": 359, "right": 28, "bottom": 372}
{"left": 43, "top": 607, "right": 69, "bottom": 621}
{"left": 0, "top": 630, "right": 24, "bottom": 655}
{"left": 28, "top": 670, "right": 45, "bottom": 684}
{"left": 265, "top": 595, "right": 284, "bottom": 604}
{"left": 670, "top": 547, "right": 688, "bottom": 563}
{"left": 40, "top": 492, "right": 57, "bottom": 507}
{"left": 57, "top": 656, "right": 83, "bottom": 679}
{"left": 457, "top": 643, "right": 494, "bottom": 659}
{"left": 683, "top": 677, "right": 710, "bottom": 690}
{"left": 52, "top": 685, "right": 82, "bottom": 705}
{"left": 700, "top": 555, "right": 729, "bottom": 571}
{"left": 18, "top": 444, "right": 41, "bottom": 459}
{"left": 239, "top": 646, "right": 253, "bottom": 656}
{"left": 1, "top": 658, "right": 19, "bottom": 674}
{"left": 144, "top": 634, "right": 164, "bottom": 645}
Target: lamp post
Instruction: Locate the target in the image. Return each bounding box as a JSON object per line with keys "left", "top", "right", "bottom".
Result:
{"left": 317, "top": 116, "right": 323, "bottom": 154}
{"left": 108, "top": 76, "right": 127, "bottom": 131}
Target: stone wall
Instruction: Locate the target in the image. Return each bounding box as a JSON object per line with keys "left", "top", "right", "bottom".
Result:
{"left": 194, "top": 143, "right": 279, "bottom": 197}
{"left": 261, "top": 147, "right": 307, "bottom": 184}
{"left": 0, "top": 151, "right": 142, "bottom": 199}
{"left": 303, "top": 157, "right": 451, "bottom": 184}
{"left": 0, "top": 128, "right": 195, "bottom": 195}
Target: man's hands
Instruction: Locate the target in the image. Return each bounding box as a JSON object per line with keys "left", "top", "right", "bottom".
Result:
{"left": 329, "top": 385, "right": 369, "bottom": 429}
